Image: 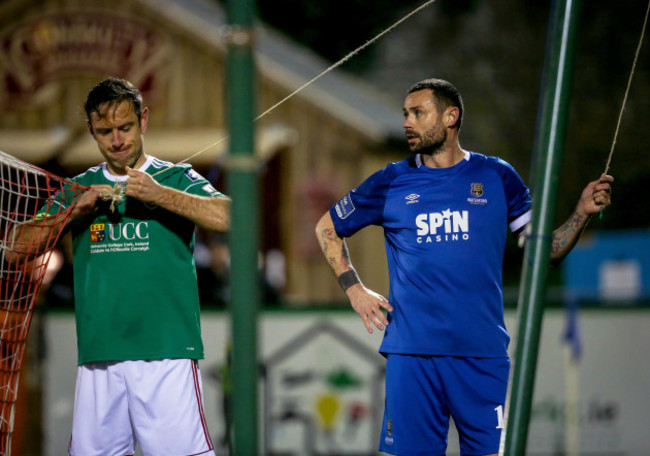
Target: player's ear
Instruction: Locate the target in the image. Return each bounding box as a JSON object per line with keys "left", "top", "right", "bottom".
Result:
{"left": 140, "top": 107, "right": 150, "bottom": 133}
{"left": 445, "top": 107, "right": 460, "bottom": 128}
{"left": 87, "top": 120, "right": 95, "bottom": 138}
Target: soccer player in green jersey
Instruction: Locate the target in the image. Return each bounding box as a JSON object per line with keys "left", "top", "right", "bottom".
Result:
{"left": 14, "top": 78, "right": 230, "bottom": 455}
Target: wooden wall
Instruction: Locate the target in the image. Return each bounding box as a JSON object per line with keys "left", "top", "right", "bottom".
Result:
{"left": 0, "top": 0, "right": 403, "bottom": 304}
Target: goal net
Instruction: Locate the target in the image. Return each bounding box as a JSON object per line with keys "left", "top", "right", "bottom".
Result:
{"left": 0, "top": 150, "right": 85, "bottom": 455}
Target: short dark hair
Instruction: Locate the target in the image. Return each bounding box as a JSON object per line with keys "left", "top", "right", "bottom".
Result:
{"left": 84, "top": 78, "right": 143, "bottom": 122}
{"left": 407, "top": 78, "right": 464, "bottom": 130}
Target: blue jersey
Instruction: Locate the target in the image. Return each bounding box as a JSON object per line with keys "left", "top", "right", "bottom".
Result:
{"left": 330, "top": 152, "right": 531, "bottom": 357}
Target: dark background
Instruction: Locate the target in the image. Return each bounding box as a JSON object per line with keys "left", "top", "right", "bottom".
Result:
{"left": 247, "top": 0, "right": 649, "bottom": 231}
{"left": 244, "top": 0, "right": 650, "bottom": 288}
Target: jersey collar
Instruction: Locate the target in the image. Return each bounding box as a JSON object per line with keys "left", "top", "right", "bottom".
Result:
{"left": 415, "top": 151, "right": 470, "bottom": 168}
{"left": 101, "top": 155, "right": 154, "bottom": 182}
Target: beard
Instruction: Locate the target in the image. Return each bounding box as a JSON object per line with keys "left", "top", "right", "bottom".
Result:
{"left": 408, "top": 122, "right": 447, "bottom": 155}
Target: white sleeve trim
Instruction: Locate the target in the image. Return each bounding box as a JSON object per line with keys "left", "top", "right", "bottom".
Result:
{"left": 509, "top": 210, "right": 531, "bottom": 232}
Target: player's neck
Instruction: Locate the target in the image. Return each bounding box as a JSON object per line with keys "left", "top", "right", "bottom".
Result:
{"left": 420, "top": 144, "right": 465, "bottom": 169}
{"left": 106, "top": 152, "right": 148, "bottom": 176}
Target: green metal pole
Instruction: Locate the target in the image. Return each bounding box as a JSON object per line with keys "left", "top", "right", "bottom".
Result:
{"left": 225, "top": 0, "right": 259, "bottom": 454}
{"left": 502, "top": 0, "right": 582, "bottom": 455}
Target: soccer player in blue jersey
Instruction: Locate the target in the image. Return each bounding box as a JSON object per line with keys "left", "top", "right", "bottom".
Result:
{"left": 315, "top": 78, "right": 613, "bottom": 456}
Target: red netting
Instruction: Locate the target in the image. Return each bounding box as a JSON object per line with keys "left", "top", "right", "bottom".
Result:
{"left": 0, "top": 150, "right": 85, "bottom": 456}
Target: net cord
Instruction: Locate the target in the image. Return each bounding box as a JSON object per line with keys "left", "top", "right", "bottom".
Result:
{"left": 603, "top": 0, "right": 650, "bottom": 176}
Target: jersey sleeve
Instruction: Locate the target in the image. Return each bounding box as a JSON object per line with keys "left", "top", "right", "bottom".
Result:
{"left": 498, "top": 158, "right": 532, "bottom": 233}
{"left": 36, "top": 179, "right": 84, "bottom": 217}
{"left": 160, "top": 164, "right": 226, "bottom": 198}
{"left": 330, "top": 167, "right": 392, "bottom": 238}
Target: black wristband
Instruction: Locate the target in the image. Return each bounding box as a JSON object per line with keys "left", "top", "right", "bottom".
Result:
{"left": 338, "top": 269, "right": 360, "bottom": 292}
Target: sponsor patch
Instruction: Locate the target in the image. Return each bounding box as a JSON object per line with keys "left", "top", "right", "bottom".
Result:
{"left": 334, "top": 194, "right": 355, "bottom": 219}
{"left": 184, "top": 168, "right": 201, "bottom": 181}
{"left": 202, "top": 183, "right": 220, "bottom": 195}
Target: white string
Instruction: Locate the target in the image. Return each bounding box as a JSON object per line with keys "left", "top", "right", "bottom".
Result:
{"left": 151, "top": 0, "right": 438, "bottom": 177}
{"left": 254, "top": 0, "right": 438, "bottom": 122}
{"left": 603, "top": 0, "right": 650, "bottom": 175}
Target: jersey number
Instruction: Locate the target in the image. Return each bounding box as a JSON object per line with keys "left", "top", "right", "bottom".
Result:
{"left": 495, "top": 405, "right": 505, "bottom": 429}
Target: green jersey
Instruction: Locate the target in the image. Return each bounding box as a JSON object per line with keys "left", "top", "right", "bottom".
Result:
{"left": 50, "top": 156, "right": 225, "bottom": 364}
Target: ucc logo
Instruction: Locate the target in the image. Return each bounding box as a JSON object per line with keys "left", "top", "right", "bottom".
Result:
{"left": 107, "top": 222, "right": 150, "bottom": 241}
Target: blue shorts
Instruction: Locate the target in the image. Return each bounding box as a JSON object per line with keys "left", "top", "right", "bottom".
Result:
{"left": 379, "top": 354, "right": 509, "bottom": 456}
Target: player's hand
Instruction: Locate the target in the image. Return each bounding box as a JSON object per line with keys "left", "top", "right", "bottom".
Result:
{"left": 124, "top": 166, "right": 161, "bottom": 204}
{"left": 71, "top": 185, "right": 113, "bottom": 218}
{"left": 577, "top": 174, "right": 613, "bottom": 217}
{"left": 346, "top": 284, "right": 393, "bottom": 333}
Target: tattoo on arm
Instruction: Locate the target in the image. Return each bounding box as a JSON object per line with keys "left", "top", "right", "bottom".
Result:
{"left": 318, "top": 226, "right": 352, "bottom": 270}
{"left": 319, "top": 227, "right": 336, "bottom": 267}
{"left": 551, "top": 212, "right": 589, "bottom": 257}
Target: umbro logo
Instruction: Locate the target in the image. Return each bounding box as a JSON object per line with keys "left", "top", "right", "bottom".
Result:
{"left": 405, "top": 193, "right": 420, "bottom": 204}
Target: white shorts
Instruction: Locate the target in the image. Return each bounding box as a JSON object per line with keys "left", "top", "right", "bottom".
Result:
{"left": 69, "top": 358, "right": 215, "bottom": 456}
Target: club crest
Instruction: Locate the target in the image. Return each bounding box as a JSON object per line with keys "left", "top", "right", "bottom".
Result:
{"left": 470, "top": 183, "right": 484, "bottom": 198}
{"left": 467, "top": 182, "right": 487, "bottom": 205}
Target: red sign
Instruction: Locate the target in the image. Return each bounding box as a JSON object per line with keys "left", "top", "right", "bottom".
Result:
{"left": 0, "top": 10, "right": 170, "bottom": 109}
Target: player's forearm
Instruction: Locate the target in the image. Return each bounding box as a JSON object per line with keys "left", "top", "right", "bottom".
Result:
{"left": 153, "top": 186, "right": 231, "bottom": 232}
{"left": 550, "top": 210, "right": 590, "bottom": 265}
{"left": 315, "top": 212, "right": 356, "bottom": 276}
{"left": 4, "top": 216, "right": 64, "bottom": 264}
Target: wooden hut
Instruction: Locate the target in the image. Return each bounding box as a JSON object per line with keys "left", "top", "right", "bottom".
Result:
{"left": 0, "top": 0, "right": 408, "bottom": 304}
